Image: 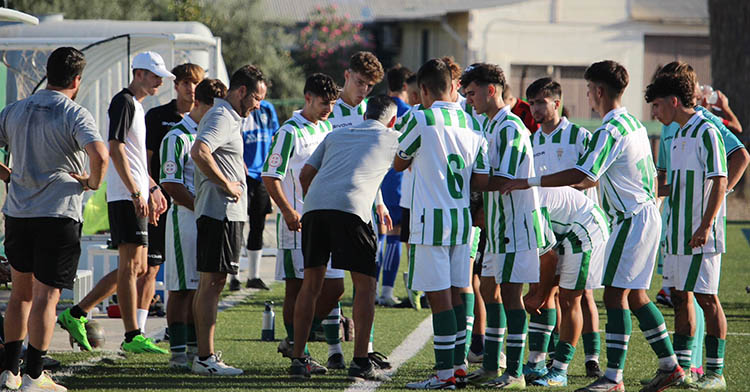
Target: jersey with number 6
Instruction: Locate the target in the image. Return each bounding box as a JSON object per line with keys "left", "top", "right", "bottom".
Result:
{"left": 665, "top": 111, "right": 727, "bottom": 255}
{"left": 484, "top": 105, "right": 549, "bottom": 254}
{"left": 398, "top": 100, "right": 488, "bottom": 246}
{"left": 575, "top": 107, "right": 656, "bottom": 221}
{"left": 261, "top": 111, "right": 332, "bottom": 249}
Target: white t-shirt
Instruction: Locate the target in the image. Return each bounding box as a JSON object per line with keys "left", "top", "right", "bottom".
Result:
{"left": 159, "top": 115, "right": 198, "bottom": 196}
{"left": 397, "top": 101, "right": 488, "bottom": 246}
{"left": 106, "top": 88, "right": 149, "bottom": 202}
{"left": 262, "top": 111, "right": 332, "bottom": 249}
{"left": 665, "top": 111, "right": 727, "bottom": 255}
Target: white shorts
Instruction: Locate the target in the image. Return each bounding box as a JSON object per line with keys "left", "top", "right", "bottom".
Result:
{"left": 556, "top": 243, "right": 605, "bottom": 290}
{"left": 407, "top": 244, "right": 470, "bottom": 291}
{"left": 664, "top": 253, "right": 722, "bottom": 294}
{"left": 601, "top": 203, "right": 661, "bottom": 289}
{"left": 165, "top": 205, "right": 199, "bottom": 291}
{"left": 274, "top": 248, "right": 345, "bottom": 281}
{"left": 482, "top": 249, "right": 540, "bottom": 284}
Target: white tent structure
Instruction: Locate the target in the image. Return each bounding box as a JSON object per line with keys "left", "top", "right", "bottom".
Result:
{"left": 0, "top": 7, "right": 38, "bottom": 24}
{"left": 0, "top": 14, "right": 229, "bottom": 138}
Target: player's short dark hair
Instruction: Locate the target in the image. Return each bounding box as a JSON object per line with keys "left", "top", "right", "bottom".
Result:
{"left": 229, "top": 64, "right": 265, "bottom": 93}
{"left": 349, "top": 51, "right": 384, "bottom": 83}
{"left": 526, "top": 77, "right": 562, "bottom": 100}
{"left": 584, "top": 60, "right": 629, "bottom": 98}
{"left": 46, "top": 47, "right": 86, "bottom": 88}
{"left": 441, "top": 56, "right": 462, "bottom": 81}
{"left": 195, "top": 78, "right": 227, "bottom": 105}
{"left": 386, "top": 64, "right": 414, "bottom": 93}
{"left": 459, "top": 63, "right": 506, "bottom": 91}
{"left": 406, "top": 74, "right": 418, "bottom": 87}
{"left": 364, "top": 94, "right": 397, "bottom": 122}
{"left": 417, "top": 58, "right": 452, "bottom": 97}
{"left": 653, "top": 61, "right": 698, "bottom": 88}
{"left": 644, "top": 73, "right": 695, "bottom": 107}
{"left": 304, "top": 73, "right": 340, "bottom": 102}
{"left": 172, "top": 63, "right": 205, "bottom": 84}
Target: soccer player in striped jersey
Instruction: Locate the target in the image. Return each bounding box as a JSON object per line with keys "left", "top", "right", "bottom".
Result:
{"left": 261, "top": 74, "right": 344, "bottom": 375}
{"left": 501, "top": 60, "right": 685, "bottom": 392}
{"left": 159, "top": 78, "right": 226, "bottom": 370}
{"left": 525, "top": 187, "right": 610, "bottom": 387}
{"left": 525, "top": 77, "right": 605, "bottom": 380}
{"left": 397, "top": 59, "right": 489, "bottom": 390}
{"left": 327, "top": 51, "right": 383, "bottom": 130}
{"left": 463, "top": 63, "right": 553, "bottom": 389}
{"left": 647, "top": 72, "right": 729, "bottom": 390}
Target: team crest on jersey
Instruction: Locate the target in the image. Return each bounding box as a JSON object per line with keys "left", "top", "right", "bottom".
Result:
{"left": 268, "top": 153, "right": 283, "bottom": 167}
{"left": 557, "top": 148, "right": 564, "bottom": 159}
{"left": 163, "top": 161, "right": 178, "bottom": 175}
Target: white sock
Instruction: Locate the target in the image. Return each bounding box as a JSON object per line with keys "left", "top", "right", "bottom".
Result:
{"left": 367, "top": 341, "right": 374, "bottom": 353}
{"left": 585, "top": 354, "right": 599, "bottom": 363}
{"left": 552, "top": 359, "right": 569, "bottom": 372}
{"left": 658, "top": 355, "right": 678, "bottom": 370}
{"left": 328, "top": 342, "right": 343, "bottom": 356}
{"left": 381, "top": 285, "right": 394, "bottom": 299}
{"left": 605, "top": 368, "right": 623, "bottom": 383}
{"left": 528, "top": 351, "right": 546, "bottom": 364}
{"left": 136, "top": 308, "right": 149, "bottom": 332}
{"left": 248, "top": 250, "right": 262, "bottom": 280}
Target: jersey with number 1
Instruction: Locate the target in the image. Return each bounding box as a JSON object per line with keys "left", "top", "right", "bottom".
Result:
{"left": 398, "top": 101, "right": 488, "bottom": 246}
{"left": 575, "top": 107, "right": 656, "bottom": 221}
{"left": 261, "top": 111, "right": 332, "bottom": 249}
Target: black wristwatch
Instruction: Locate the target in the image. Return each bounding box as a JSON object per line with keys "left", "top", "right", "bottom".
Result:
{"left": 131, "top": 191, "right": 142, "bottom": 199}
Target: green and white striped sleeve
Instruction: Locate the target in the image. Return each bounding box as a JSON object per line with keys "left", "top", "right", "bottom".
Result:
{"left": 159, "top": 134, "right": 186, "bottom": 185}
{"left": 494, "top": 125, "right": 525, "bottom": 179}
{"left": 397, "top": 115, "right": 421, "bottom": 160}
{"left": 575, "top": 127, "right": 618, "bottom": 181}
{"left": 701, "top": 125, "right": 728, "bottom": 178}
{"left": 261, "top": 126, "right": 296, "bottom": 180}
{"left": 473, "top": 137, "right": 489, "bottom": 174}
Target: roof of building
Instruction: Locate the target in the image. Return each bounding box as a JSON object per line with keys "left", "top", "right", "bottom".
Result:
{"left": 630, "top": 0, "right": 708, "bottom": 25}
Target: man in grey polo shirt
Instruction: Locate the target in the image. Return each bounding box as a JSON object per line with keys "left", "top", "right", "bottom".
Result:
{"left": 0, "top": 47, "right": 108, "bottom": 391}
{"left": 292, "top": 95, "right": 399, "bottom": 381}
{"left": 189, "top": 65, "right": 267, "bottom": 376}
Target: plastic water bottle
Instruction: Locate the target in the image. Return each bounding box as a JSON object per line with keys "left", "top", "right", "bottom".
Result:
{"left": 261, "top": 301, "right": 275, "bottom": 341}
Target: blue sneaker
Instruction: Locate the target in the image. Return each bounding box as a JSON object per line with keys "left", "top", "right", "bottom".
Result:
{"left": 523, "top": 362, "right": 548, "bottom": 382}
{"left": 533, "top": 368, "right": 568, "bottom": 387}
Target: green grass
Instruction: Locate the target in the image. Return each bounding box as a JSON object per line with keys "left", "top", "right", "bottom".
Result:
{"left": 51, "top": 223, "right": 750, "bottom": 391}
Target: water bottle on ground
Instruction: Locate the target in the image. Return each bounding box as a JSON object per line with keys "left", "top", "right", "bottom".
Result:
{"left": 262, "top": 301, "right": 275, "bottom": 341}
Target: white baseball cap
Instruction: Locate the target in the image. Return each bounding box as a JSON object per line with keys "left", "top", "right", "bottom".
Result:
{"left": 131, "top": 51, "right": 175, "bottom": 79}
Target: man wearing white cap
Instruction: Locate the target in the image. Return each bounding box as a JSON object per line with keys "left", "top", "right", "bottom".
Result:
{"left": 106, "top": 51, "right": 173, "bottom": 353}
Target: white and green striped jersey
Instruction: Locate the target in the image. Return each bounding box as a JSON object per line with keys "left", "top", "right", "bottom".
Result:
{"left": 398, "top": 101, "right": 488, "bottom": 246}
{"left": 538, "top": 187, "right": 610, "bottom": 255}
{"left": 665, "top": 111, "right": 727, "bottom": 255}
{"left": 575, "top": 107, "right": 657, "bottom": 222}
{"left": 261, "top": 111, "right": 332, "bottom": 249}
{"left": 159, "top": 115, "right": 198, "bottom": 195}
{"left": 327, "top": 97, "right": 366, "bottom": 130}
{"left": 483, "top": 105, "right": 549, "bottom": 254}
{"left": 531, "top": 117, "right": 598, "bottom": 201}
{"left": 396, "top": 104, "right": 423, "bottom": 209}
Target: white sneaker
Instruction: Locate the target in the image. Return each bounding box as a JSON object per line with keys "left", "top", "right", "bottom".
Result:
{"left": 377, "top": 295, "right": 402, "bottom": 307}
{"left": 20, "top": 372, "right": 67, "bottom": 392}
{"left": 191, "top": 352, "right": 243, "bottom": 376}
{"left": 169, "top": 353, "right": 190, "bottom": 370}
{"left": 499, "top": 352, "right": 507, "bottom": 370}
{"left": 0, "top": 369, "right": 22, "bottom": 390}
{"left": 406, "top": 375, "right": 456, "bottom": 389}
{"left": 467, "top": 350, "right": 483, "bottom": 363}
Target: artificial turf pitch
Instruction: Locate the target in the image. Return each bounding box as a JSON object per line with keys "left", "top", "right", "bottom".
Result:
{"left": 51, "top": 222, "right": 750, "bottom": 391}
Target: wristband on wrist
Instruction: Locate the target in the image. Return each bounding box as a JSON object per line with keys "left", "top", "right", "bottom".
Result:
{"left": 131, "top": 191, "right": 142, "bottom": 199}
{"left": 149, "top": 185, "right": 159, "bottom": 194}
{"left": 527, "top": 176, "right": 542, "bottom": 187}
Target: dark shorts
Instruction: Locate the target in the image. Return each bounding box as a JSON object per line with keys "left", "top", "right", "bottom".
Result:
{"left": 473, "top": 229, "right": 487, "bottom": 276}
{"left": 196, "top": 215, "right": 243, "bottom": 274}
{"left": 399, "top": 208, "right": 410, "bottom": 243}
{"left": 246, "top": 176, "right": 272, "bottom": 250}
{"left": 108, "top": 200, "right": 148, "bottom": 247}
{"left": 5, "top": 216, "right": 82, "bottom": 290}
{"left": 147, "top": 207, "right": 168, "bottom": 266}
{"left": 301, "top": 210, "right": 378, "bottom": 277}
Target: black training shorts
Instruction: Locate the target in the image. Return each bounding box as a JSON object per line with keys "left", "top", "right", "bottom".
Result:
{"left": 108, "top": 200, "right": 148, "bottom": 247}
{"left": 196, "top": 215, "right": 243, "bottom": 274}
{"left": 302, "top": 210, "right": 378, "bottom": 277}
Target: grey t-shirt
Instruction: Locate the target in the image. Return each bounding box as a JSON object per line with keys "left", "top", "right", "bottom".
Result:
{"left": 194, "top": 98, "right": 248, "bottom": 222}
{"left": 303, "top": 119, "right": 400, "bottom": 223}
{"left": 0, "top": 89, "right": 102, "bottom": 222}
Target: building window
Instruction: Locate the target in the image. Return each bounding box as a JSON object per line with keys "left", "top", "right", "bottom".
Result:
{"left": 421, "top": 29, "right": 430, "bottom": 65}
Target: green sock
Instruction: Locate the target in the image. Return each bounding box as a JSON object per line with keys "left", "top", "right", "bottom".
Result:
{"left": 548, "top": 330, "right": 560, "bottom": 356}
{"left": 460, "top": 293, "right": 475, "bottom": 357}
{"left": 528, "top": 308, "right": 556, "bottom": 364}
{"left": 551, "top": 341, "right": 576, "bottom": 372}
{"left": 453, "top": 302, "right": 467, "bottom": 366}
{"left": 505, "top": 308, "right": 528, "bottom": 377}
{"left": 605, "top": 308, "right": 632, "bottom": 382}
{"left": 633, "top": 302, "right": 677, "bottom": 367}
{"left": 323, "top": 304, "right": 341, "bottom": 346}
{"left": 433, "top": 309, "right": 457, "bottom": 377}
{"left": 186, "top": 324, "right": 197, "bottom": 351}
{"left": 705, "top": 335, "right": 725, "bottom": 375}
{"left": 483, "top": 303, "right": 506, "bottom": 371}
{"left": 285, "top": 322, "right": 310, "bottom": 356}
{"left": 582, "top": 332, "right": 601, "bottom": 360}
{"left": 168, "top": 323, "right": 187, "bottom": 354}
{"left": 673, "top": 334, "right": 694, "bottom": 369}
